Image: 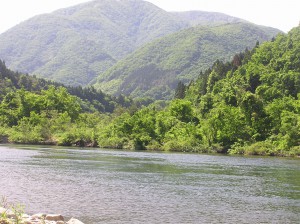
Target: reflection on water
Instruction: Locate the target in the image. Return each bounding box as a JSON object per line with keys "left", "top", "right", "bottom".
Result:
{"left": 0, "top": 144, "right": 299, "bottom": 223}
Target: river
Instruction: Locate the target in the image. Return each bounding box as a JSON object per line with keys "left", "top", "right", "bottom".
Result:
{"left": 0, "top": 144, "right": 299, "bottom": 223}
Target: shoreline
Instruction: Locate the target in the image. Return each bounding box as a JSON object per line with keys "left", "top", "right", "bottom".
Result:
{"left": 0, "top": 206, "right": 84, "bottom": 224}
{"left": 0, "top": 142, "right": 299, "bottom": 158}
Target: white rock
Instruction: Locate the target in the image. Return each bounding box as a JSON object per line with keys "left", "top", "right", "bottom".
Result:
{"left": 67, "top": 217, "right": 85, "bottom": 224}
{"left": 56, "top": 221, "right": 65, "bottom": 224}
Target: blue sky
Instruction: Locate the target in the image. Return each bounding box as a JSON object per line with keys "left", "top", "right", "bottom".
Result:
{"left": 0, "top": 0, "right": 299, "bottom": 34}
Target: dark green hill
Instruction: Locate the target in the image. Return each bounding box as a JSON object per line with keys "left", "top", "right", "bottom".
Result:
{"left": 93, "top": 22, "right": 281, "bottom": 99}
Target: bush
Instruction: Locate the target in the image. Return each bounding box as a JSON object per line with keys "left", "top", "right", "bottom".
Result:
{"left": 97, "top": 136, "right": 127, "bottom": 149}
{"left": 285, "top": 145, "right": 300, "bottom": 157}
{"left": 56, "top": 132, "right": 76, "bottom": 146}
{"left": 146, "top": 140, "right": 162, "bottom": 151}
{"left": 236, "top": 141, "right": 275, "bottom": 156}
{"left": 8, "top": 126, "right": 43, "bottom": 144}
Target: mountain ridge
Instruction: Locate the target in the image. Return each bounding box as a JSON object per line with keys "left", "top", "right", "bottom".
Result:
{"left": 93, "top": 22, "right": 281, "bottom": 99}
{"left": 0, "top": 0, "right": 281, "bottom": 88}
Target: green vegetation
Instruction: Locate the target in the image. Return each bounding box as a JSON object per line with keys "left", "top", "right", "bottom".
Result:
{"left": 0, "top": 196, "right": 24, "bottom": 224}
{"left": 0, "top": 0, "right": 280, "bottom": 88}
{"left": 0, "top": 25, "right": 299, "bottom": 157}
{"left": 0, "top": 60, "right": 133, "bottom": 113}
{"left": 94, "top": 26, "right": 300, "bottom": 156}
{"left": 0, "top": 0, "right": 187, "bottom": 86}
{"left": 94, "top": 22, "right": 281, "bottom": 100}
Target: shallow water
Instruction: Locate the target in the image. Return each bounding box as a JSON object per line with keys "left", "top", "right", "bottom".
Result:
{"left": 0, "top": 144, "right": 299, "bottom": 223}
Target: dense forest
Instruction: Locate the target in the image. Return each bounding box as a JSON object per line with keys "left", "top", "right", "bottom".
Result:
{"left": 0, "top": 60, "right": 134, "bottom": 113}
{"left": 94, "top": 22, "right": 280, "bottom": 100}
{"left": 0, "top": 0, "right": 257, "bottom": 87}
{"left": 0, "top": 26, "right": 299, "bottom": 157}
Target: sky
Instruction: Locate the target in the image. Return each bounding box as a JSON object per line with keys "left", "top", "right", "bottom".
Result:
{"left": 0, "top": 0, "right": 299, "bottom": 34}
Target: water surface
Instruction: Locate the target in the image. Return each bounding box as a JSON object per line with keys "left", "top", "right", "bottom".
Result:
{"left": 0, "top": 145, "right": 299, "bottom": 223}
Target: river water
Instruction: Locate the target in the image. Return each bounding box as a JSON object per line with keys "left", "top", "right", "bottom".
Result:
{"left": 0, "top": 145, "right": 299, "bottom": 223}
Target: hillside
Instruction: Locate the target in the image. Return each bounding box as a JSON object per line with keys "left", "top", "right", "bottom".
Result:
{"left": 95, "top": 25, "right": 300, "bottom": 155}
{"left": 0, "top": 0, "right": 280, "bottom": 88}
{"left": 0, "top": 25, "right": 298, "bottom": 155}
{"left": 0, "top": 60, "right": 131, "bottom": 113}
{"left": 93, "top": 22, "right": 281, "bottom": 99}
{"left": 172, "top": 11, "right": 245, "bottom": 26}
{"left": 0, "top": 0, "right": 187, "bottom": 86}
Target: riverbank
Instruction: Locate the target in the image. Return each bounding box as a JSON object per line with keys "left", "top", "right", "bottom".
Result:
{"left": 0, "top": 207, "right": 84, "bottom": 224}
{"left": 1, "top": 138, "right": 299, "bottom": 158}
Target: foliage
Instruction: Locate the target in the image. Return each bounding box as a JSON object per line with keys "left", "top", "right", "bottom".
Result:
{"left": 0, "top": 196, "right": 24, "bottom": 224}
{"left": 95, "top": 26, "right": 299, "bottom": 156}
{"left": 0, "top": 60, "right": 133, "bottom": 113}
{"left": 0, "top": 0, "right": 276, "bottom": 89}
{"left": 0, "top": 24, "right": 299, "bottom": 157}
{"left": 94, "top": 22, "right": 280, "bottom": 100}
{"left": 0, "top": 0, "right": 185, "bottom": 86}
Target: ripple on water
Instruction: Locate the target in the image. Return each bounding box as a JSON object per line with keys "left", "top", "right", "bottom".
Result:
{"left": 0, "top": 145, "right": 299, "bottom": 224}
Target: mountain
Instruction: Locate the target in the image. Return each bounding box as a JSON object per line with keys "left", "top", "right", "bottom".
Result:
{"left": 93, "top": 22, "right": 281, "bottom": 99}
{"left": 95, "top": 25, "right": 300, "bottom": 155}
{"left": 171, "top": 11, "right": 245, "bottom": 26}
{"left": 0, "top": 0, "right": 188, "bottom": 86}
{"left": 0, "top": 0, "right": 279, "bottom": 88}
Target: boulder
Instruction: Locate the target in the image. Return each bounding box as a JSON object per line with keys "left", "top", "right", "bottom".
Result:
{"left": 45, "top": 214, "right": 64, "bottom": 222}
{"left": 31, "top": 213, "right": 47, "bottom": 219}
{"left": 67, "top": 218, "right": 85, "bottom": 224}
{"left": 56, "top": 221, "right": 65, "bottom": 224}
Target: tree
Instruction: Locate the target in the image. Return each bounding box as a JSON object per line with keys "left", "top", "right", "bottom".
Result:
{"left": 174, "top": 81, "right": 186, "bottom": 99}
{"left": 169, "top": 99, "right": 194, "bottom": 123}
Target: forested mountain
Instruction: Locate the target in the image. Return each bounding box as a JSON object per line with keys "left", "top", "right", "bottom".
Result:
{"left": 0, "top": 0, "right": 183, "bottom": 86}
{"left": 0, "top": 60, "right": 132, "bottom": 113}
{"left": 0, "top": 0, "right": 280, "bottom": 88}
{"left": 94, "top": 25, "right": 300, "bottom": 155}
{"left": 0, "top": 0, "right": 229, "bottom": 86}
{"left": 94, "top": 22, "right": 281, "bottom": 99}
{"left": 0, "top": 25, "right": 299, "bottom": 156}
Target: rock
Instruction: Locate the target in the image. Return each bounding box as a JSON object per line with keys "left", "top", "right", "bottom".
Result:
{"left": 1, "top": 207, "right": 84, "bottom": 224}
{"left": 0, "top": 207, "right": 16, "bottom": 219}
{"left": 45, "top": 214, "right": 64, "bottom": 222}
{"left": 0, "top": 207, "right": 6, "bottom": 214}
{"left": 56, "top": 221, "right": 65, "bottom": 224}
{"left": 23, "top": 220, "right": 40, "bottom": 224}
{"left": 67, "top": 218, "right": 85, "bottom": 224}
{"left": 31, "top": 213, "right": 47, "bottom": 219}
{"left": 22, "top": 214, "right": 31, "bottom": 219}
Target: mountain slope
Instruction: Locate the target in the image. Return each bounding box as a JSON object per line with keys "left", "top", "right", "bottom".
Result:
{"left": 0, "top": 0, "right": 280, "bottom": 87}
{"left": 95, "top": 25, "right": 300, "bottom": 155}
{"left": 172, "top": 11, "right": 245, "bottom": 26}
{"left": 93, "top": 22, "right": 281, "bottom": 99}
{"left": 0, "top": 0, "right": 188, "bottom": 86}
